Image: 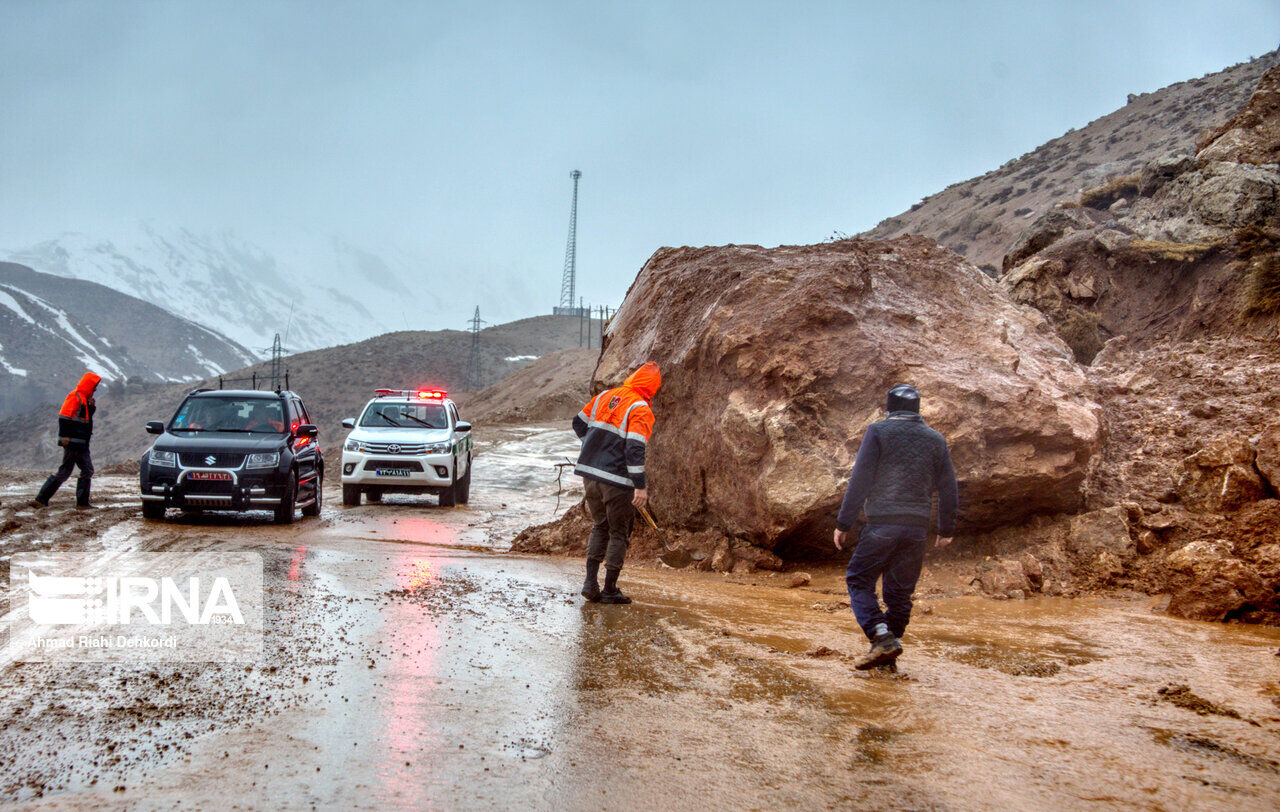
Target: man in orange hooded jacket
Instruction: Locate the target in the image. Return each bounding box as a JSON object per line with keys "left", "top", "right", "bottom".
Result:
{"left": 34, "top": 372, "right": 101, "bottom": 508}
{"left": 572, "top": 362, "right": 661, "bottom": 604}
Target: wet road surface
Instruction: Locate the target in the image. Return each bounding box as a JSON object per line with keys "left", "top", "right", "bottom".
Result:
{"left": 3, "top": 426, "right": 1280, "bottom": 809}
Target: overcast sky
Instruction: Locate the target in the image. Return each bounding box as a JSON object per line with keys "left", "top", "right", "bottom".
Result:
{"left": 2, "top": 0, "right": 1278, "bottom": 313}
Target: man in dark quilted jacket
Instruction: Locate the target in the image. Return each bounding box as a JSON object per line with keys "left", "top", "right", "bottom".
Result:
{"left": 834, "top": 384, "right": 959, "bottom": 670}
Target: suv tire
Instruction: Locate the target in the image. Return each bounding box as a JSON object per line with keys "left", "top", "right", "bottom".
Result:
{"left": 457, "top": 455, "right": 471, "bottom": 504}
{"left": 302, "top": 472, "right": 322, "bottom": 517}
{"left": 342, "top": 484, "right": 361, "bottom": 506}
{"left": 439, "top": 459, "right": 458, "bottom": 507}
{"left": 142, "top": 501, "right": 166, "bottom": 520}
{"left": 274, "top": 471, "right": 298, "bottom": 525}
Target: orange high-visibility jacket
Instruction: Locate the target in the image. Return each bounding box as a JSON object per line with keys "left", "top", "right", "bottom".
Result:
{"left": 58, "top": 372, "right": 100, "bottom": 446}
{"left": 572, "top": 362, "right": 661, "bottom": 489}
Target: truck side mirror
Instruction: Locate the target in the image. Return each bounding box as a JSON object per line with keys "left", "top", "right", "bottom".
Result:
{"left": 146, "top": 421, "right": 165, "bottom": 435}
{"left": 454, "top": 421, "right": 471, "bottom": 433}
{"left": 341, "top": 418, "right": 355, "bottom": 429}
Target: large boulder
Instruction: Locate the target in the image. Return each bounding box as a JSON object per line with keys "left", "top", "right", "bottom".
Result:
{"left": 589, "top": 236, "right": 1101, "bottom": 554}
{"left": 1177, "top": 434, "right": 1267, "bottom": 512}
{"left": 1254, "top": 422, "right": 1280, "bottom": 491}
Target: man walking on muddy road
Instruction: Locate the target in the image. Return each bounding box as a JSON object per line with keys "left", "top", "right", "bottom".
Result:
{"left": 834, "top": 384, "right": 959, "bottom": 670}
{"left": 32, "top": 371, "right": 101, "bottom": 509}
{"left": 572, "top": 362, "right": 662, "bottom": 605}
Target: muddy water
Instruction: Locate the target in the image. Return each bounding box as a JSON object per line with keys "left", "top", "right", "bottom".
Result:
{"left": 2, "top": 426, "right": 1279, "bottom": 809}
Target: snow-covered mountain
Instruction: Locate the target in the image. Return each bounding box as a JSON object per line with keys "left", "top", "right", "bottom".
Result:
{"left": 4, "top": 224, "right": 510, "bottom": 353}
{"left": 0, "top": 262, "right": 257, "bottom": 419}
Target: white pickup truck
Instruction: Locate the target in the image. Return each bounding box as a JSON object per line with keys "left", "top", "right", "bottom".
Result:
{"left": 339, "top": 388, "right": 472, "bottom": 507}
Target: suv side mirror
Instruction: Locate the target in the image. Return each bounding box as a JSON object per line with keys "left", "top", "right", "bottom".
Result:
{"left": 146, "top": 421, "right": 165, "bottom": 435}
{"left": 454, "top": 421, "right": 471, "bottom": 433}
{"left": 341, "top": 418, "right": 355, "bottom": 429}
{"left": 297, "top": 423, "right": 319, "bottom": 438}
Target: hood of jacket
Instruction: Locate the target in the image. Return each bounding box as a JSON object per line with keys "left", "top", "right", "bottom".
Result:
{"left": 59, "top": 372, "right": 101, "bottom": 418}
{"left": 622, "top": 362, "right": 662, "bottom": 401}
{"left": 75, "top": 372, "right": 101, "bottom": 397}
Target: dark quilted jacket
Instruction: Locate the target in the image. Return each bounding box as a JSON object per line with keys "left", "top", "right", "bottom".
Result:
{"left": 835, "top": 412, "right": 959, "bottom": 535}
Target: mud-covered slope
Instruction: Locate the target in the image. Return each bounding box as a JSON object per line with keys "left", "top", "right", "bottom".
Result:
{"left": 862, "top": 52, "right": 1279, "bottom": 273}
{"left": 457, "top": 347, "right": 597, "bottom": 425}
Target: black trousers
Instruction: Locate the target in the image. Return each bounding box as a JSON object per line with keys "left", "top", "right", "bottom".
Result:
{"left": 37, "top": 444, "right": 94, "bottom": 506}
{"left": 584, "top": 478, "right": 634, "bottom": 571}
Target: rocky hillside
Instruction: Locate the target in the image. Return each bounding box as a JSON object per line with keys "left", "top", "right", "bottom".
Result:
{"left": 862, "top": 52, "right": 1279, "bottom": 273}
{"left": 4, "top": 224, "right": 538, "bottom": 351}
{"left": 0, "top": 314, "right": 599, "bottom": 469}
{"left": 0, "top": 262, "right": 256, "bottom": 419}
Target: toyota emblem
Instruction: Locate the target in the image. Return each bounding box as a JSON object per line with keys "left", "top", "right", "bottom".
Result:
{"left": 387, "top": 444, "right": 401, "bottom": 454}
{"left": 204, "top": 455, "right": 217, "bottom": 466}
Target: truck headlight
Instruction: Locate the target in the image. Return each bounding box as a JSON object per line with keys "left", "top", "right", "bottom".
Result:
{"left": 149, "top": 449, "right": 176, "bottom": 467}
{"left": 344, "top": 438, "right": 361, "bottom": 452}
{"left": 246, "top": 452, "right": 280, "bottom": 469}
{"left": 425, "top": 442, "right": 451, "bottom": 453}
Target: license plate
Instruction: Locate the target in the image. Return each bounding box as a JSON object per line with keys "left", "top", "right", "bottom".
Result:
{"left": 188, "top": 471, "right": 232, "bottom": 481}
{"left": 375, "top": 469, "right": 411, "bottom": 477}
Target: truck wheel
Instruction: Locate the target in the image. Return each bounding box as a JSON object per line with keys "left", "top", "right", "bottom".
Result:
{"left": 438, "top": 461, "right": 457, "bottom": 507}
{"left": 457, "top": 455, "right": 471, "bottom": 504}
{"left": 274, "top": 472, "right": 297, "bottom": 525}
{"left": 342, "top": 484, "right": 361, "bottom": 506}
{"left": 142, "top": 501, "right": 166, "bottom": 520}
{"left": 302, "top": 472, "right": 322, "bottom": 517}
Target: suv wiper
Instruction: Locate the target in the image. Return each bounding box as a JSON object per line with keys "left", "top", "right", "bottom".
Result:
{"left": 214, "top": 428, "right": 252, "bottom": 433}
{"left": 401, "top": 413, "right": 439, "bottom": 429}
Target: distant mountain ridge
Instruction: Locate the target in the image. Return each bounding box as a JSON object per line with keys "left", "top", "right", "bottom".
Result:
{"left": 4, "top": 223, "right": 537, "bottom": 353}
{"left": 0, "top": 261, "right": 256, "bottom": 418}
{"left": 863, "top": 51, "right": 1280, "bottom": 271}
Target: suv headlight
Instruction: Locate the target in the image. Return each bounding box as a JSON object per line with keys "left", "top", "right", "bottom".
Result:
{"left": 425, "top": 441, "right": 451, "bottom": 453}
{"left": 149, "top": 449, "right": 176, "bottom": 467}
{"left": 344, "top": 438, "right": 362, "bottom": 452}
{"left": 245, "top": 452, "right": 280, "bottom": 469}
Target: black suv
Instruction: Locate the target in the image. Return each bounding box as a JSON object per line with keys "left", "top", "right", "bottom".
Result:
{"left": 139, "top": 389, "right": 323, "bottom": 524}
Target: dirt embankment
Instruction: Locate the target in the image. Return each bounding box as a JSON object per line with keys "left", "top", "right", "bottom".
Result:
{"left": 457, "top": 347, "right": 597, "bottom": 426}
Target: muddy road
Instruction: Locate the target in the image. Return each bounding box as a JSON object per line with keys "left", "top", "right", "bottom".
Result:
{"left": 2, "top": 426, "right": 1280, "bottom": 809}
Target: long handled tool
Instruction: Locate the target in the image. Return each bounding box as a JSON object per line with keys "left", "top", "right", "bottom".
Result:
{"left": 638, "top": 504, "right": 692, "bottom": 569}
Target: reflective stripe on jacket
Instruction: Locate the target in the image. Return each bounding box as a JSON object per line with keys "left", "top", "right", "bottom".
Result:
{"left": 572, "top": 362, "right": 661, "bottom": 490}
{"left": 58, "top": 372, "right": 100, "bottom": 446}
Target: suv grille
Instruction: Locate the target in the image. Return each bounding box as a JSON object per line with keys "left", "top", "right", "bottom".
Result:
{"left": 361, "top": 442, "right": 429, "bottom": 455}
{"left": 180, "top": 452, "right": 245, "bottom": 468}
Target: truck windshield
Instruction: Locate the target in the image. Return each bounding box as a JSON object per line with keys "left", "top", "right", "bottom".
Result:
{"left": 360, "top": 402, "right": 448, "bottom": 429}
{"left": 171, "top": 397, "right": 286, "bottom": 433}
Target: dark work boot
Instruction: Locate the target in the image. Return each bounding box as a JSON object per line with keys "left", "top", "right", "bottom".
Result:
{"left": 598, "top": 567, "right": 632, "bottom": 605}
{"left": 854, "top": 632, "right": 903, "bottom": 671}
{"left": 34, "top": 477, "right": 59, "bottom": 507}
{"left": 581, "top": 560, "right": 602, "bottom": 602}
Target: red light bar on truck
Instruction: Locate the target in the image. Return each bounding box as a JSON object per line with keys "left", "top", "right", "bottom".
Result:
{"left": 374, "top": 388, "right": 448, "bottom": 400}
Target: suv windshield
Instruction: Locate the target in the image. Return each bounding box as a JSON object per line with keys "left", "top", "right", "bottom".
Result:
{"left": 171, "top": 397, "right": 287, "bottom": 433}
{"left": 360, "top": 401, "right": 449, "bottom": 429}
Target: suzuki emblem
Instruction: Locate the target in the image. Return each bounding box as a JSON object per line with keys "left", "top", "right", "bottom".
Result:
{"left": 204, "top": 455, "right": 217, "bottom": 466}
{"left": 388, "top": 444, "right": 401, "bottom": 454}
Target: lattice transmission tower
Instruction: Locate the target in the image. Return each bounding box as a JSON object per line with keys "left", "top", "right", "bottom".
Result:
{"left": 269, "top": 333, "right": 285, "bottom": 391}
{"left": 553, "top": 170, "right": 583, "bottom": 316}
{"left": 465, "top": 306, "right": 486, "bottom": 390}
